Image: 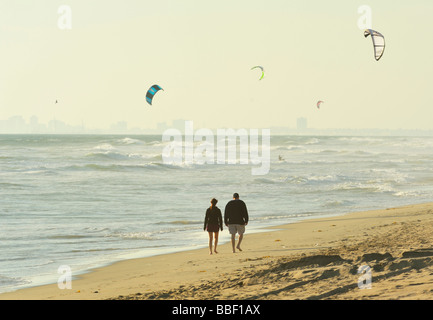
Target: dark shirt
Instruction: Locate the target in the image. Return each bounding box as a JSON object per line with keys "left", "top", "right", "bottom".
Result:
{"left": 204, "top": 206, "right": 223, "bottom": 231}
{"left": 224, "top": 199, "right": 249, "bottom": 225}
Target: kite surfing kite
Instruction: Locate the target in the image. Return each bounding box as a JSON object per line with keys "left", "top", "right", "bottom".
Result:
{"left": 317, "top": 100, "right": 324, "bottom": 109}
{"left": 364, "top": 29, "right": 385, "bottom": 61}
{"left": 146, "top": 84, "right": 163, "bottom": 105}
{"left": 251, "top": 66, "right": 264, "bottom": 80}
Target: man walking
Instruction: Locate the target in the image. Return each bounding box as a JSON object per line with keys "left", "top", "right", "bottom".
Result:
{"left": 224, "top": 193, "right": 249, "bottom": 253}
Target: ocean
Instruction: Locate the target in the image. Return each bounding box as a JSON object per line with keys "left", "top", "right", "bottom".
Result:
{"left": 1, "top": 134, "right": 432, "bottom": 293}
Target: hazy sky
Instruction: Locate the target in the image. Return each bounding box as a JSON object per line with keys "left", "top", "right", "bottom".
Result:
{"left": 1, "top": 0, "right": 432, "bottom": 131}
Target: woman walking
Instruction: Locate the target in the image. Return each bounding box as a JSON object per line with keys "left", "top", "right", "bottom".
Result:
{"left": 203, "top": 198, "right": 223, "bottom": 255}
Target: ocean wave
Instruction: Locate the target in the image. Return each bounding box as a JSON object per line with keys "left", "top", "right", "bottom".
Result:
{"left": 0, "top": 182, "right": 31, "bottom": 189}
{"left": 117, "top": 137, "right": 143, "bottom": 145}
{"left": 307, "top": 174, "right": 336, "bottom": 182}
{"left": 27, "top": 259, "right": 56, "bottom": 268}
{"left": 0, "top": 256, "right": 29, "bottom": 264}
{"left": 254, "top": 177, "right": 278, "bottom": 184}
{"left": 146, "top": 140, "right": 165, "bottom": 147}
{"left": 168, "top": 220, "right": 201, "bottom": 225}
{"left": 283, "top": 175, "right": 308, "bottom": 184}
{"left": 393, "top": 190, "right": 424, "bottom": 198}
{"left": 63, "top": 163, "right": 166, "bottom": 172}
{"left": 272, "top": 145, "right": 305, "bottom": 151}
{"left": 351, "top": 150, "right": 374, "bottom": 156}
{"left": 305, "top": 138, "right": 320, "bottom": 145}
{"left": 0, "top": 276, "right": 30, "bottom": 290}
{"left": 85, "top": 150, "right": 162, "bottom": 162}
{"left": 305, "top": 149, "right": 341, "bottom": 155}
{"left": 13, "top": 166, "right": 59, "bottom": 176}
{"left": 47, "top": 235, "right": 89, "bottom": 240}
{"left": 273, "top": 146, "right": 376, "bottom": 157}
{"left": 337, "top": 137, "right": 384, "bottom": 144}
{"left": 412, "top": 176, "right": 433, "bottom": 184}
{"left": 252, "top": 213, "right": 314, "bottom": 222}
{"left": 366, "top": 169, "right": 409, "bottom": 184}
{"left": 85, "top": 151, "right": 131, "bottom": 160}
{"left": 105, "top": 232, "right": 159, "bottom": 240}
{"left": 282, "top": 174, "right": 337, "bottom": 184}
{"left": 138, "top": 154, "right": 162, "bottom": 161}
{"left": 83, "top": 227, "right": 110, "bottom": 233}
{"left": 389, "top": 138, "right": 433, "bottom": 149}
{"left": 322, "top": 200, "right": 354, "bottom": 208}
{"left": 71, "top": 247, "right": 123, "bottom": 253}
{"left": 331, "top": 182, "right": 396, "bottom": 194}
{"left": 93, "top": 143, "right": 116, "bottom": 151}
{"left": 378, "top": 159, "right": 405, "bottom": 164}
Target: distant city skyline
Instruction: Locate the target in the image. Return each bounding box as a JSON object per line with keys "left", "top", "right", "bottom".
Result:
{"left": 1, "top": 114, "right": 432, "bottom": 136}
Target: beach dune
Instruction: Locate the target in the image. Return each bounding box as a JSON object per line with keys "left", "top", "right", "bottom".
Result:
{"left": 2, "top": 202, "right": 433, "bottom": 300}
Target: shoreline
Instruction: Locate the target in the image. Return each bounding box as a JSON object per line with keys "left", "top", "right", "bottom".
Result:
{"left": 2, "top": 201, "right": 433, "bottom": 300}
{"left": 0, "top": 210, "right": 342, "bottom": 296}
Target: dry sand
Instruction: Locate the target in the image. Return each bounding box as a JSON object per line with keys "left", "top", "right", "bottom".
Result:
{"left": 2, "top": 202, "right": 433, "bottom": 300}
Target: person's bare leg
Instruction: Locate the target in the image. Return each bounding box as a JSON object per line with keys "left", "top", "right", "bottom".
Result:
{"left": 231, "top": 234, "right": 236, "bottom": 253}
{"left": 214, "top": 232, "right": 219, "bottom": 253}
{"left": 208, "top": 232, "right": 213, "bottom": 255}
{"left": 236, "top": 234, "right": 243, "bottom": 251}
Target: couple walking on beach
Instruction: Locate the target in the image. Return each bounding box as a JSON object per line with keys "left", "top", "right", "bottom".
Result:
{"left": 203, "top": 193, "right": 249, "bottom": 254}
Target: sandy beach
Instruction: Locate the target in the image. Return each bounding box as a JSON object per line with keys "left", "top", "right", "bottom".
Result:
{"left": 2, "top": 202, "right": 433, "bottom": 300}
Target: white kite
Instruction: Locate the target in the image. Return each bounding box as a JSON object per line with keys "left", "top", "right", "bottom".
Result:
{"left": 364, "top": 29, "right": 385, "bottom": 61}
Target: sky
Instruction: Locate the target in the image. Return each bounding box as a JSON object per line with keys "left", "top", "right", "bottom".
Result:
{"left": 1, "top": 0, "right": 432, "bottom": 132}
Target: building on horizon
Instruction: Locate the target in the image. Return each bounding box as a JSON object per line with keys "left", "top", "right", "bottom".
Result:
{"left": 297, "top": 117, "right": 308, "bottom": 130}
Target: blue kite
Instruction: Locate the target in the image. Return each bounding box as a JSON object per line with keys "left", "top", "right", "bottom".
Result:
{"left": 146, "top": 84, "right": 164, "bottom": 105}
